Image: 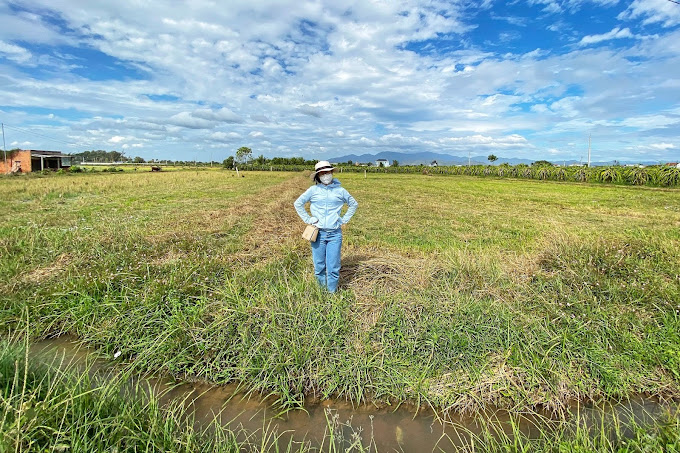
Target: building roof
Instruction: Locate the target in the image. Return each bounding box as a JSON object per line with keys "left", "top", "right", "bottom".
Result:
{"left": 28, "top": 150, "right": 68, "bottom": 158}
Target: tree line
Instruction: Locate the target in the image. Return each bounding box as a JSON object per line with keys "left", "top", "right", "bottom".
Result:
{"left": 71, "top": 150, "right": 221, "bottom": 166}
{"left": 222, "top": 147, "right": 319, "bottom": 168}
{"left": 71, "top": 150, "right": 147, "bottom": 163}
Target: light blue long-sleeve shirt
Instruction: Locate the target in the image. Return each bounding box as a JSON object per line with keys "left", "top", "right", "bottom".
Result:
{"left": 294, "top": 178, "right": 358, "bottom": 229}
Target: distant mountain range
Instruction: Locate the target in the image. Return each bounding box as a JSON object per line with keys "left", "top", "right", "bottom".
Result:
{"left": 327, "top": 151, "right": 656, "bottom": 166}
{"left": 329, "top": 151, "right": 493, "bottom": 165}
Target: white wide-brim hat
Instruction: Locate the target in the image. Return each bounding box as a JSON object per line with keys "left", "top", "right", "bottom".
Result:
{"left": 310, "top": 160, "right": 336, "bottom": 179}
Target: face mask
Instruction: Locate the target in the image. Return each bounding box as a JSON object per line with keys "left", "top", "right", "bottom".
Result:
{"left": 319, "top": 174, "right": 333, "bottom": 185}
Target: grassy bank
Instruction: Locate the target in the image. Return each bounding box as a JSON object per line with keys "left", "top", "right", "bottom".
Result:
{"left": 1, "top": 170, "right": 679, "bottom": 418}
{"left": 0, "top": 338, "right": 241, "bottom": 452}
{"left": 3, "top": 338, "right": 678, "bottom": 452}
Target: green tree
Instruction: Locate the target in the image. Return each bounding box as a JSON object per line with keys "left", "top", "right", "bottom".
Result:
{"left": 532, "top": 160, "right": 553, "bottom": 167}
{"left": 223, "top": 156, "right": 235, "bottom": 168}
{"left": 235, "top": 146, "right": 252, "bottom": 164}
{"left": 487, "top": 154, "right": 498, "bottom": 163}
{"left": 110, "top": 150, "right": 124, "bottom": 162}
{"left": 71, "top": 150, "right": 132, "bottom": 163}
{"left": 392, "top": 159, "right": 399, "bottom": 167}
{"left": 133, "top": 156, "right": 145, "bottom": 163}
{"left": 255, "top": 154, "right": 267, "bottom": 165}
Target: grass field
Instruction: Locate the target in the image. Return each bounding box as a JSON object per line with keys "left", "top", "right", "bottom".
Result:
{"left": 1, "top": 170, "right": 679, "bottom": 422}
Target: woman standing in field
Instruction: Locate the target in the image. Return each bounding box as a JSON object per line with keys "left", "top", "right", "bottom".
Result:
{"left": 294, "top": 161, "right": 358, "bottom": 293}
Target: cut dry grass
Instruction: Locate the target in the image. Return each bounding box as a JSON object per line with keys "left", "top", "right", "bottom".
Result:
{"left": 341, "top": 246, "right": 444, "bottom": 298}
{"left": 23, "top": 252, "right": 73, "bottom": 283}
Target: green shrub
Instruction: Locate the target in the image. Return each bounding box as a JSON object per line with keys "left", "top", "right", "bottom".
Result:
{"left": 657, "top": 167, "right": 680, "bottom": 187}
{"left": 597, "top": 167, "right": 623, "bottom": 183}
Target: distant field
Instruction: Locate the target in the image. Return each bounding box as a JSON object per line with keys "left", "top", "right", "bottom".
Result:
{"left": 1, "top": 170, "right": 679, "bottom": 416}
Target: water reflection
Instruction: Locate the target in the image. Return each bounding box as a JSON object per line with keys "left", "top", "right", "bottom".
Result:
{"left": 31, "top": 336, "right": 678, "bottom": 452}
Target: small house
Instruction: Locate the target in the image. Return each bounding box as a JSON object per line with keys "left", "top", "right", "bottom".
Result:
{"left": 1, "top": 149, "right": 72, "bottom": 174}
{"left": 375, "top": 158, "right": 390, "bottom": 167}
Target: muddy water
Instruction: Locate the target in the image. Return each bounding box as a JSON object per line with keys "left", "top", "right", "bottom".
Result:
{"left": 31, "top": 336, "right": 677, "bottom": 451}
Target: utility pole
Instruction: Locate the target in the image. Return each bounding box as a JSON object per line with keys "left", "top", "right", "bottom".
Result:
{"left": 587, "top": 134, "right": 591, "bottom": 168}
{"left": 468, "top": 150, "right": 471, "bottom": 166}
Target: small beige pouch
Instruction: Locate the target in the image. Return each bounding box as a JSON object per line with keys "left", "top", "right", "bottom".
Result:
{"left": 302, "top": 224, "right": 319, "bottom": 241}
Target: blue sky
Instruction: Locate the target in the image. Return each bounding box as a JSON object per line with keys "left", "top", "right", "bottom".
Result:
{"left": 0, "top": 0, "right": 679, "bottom": 163}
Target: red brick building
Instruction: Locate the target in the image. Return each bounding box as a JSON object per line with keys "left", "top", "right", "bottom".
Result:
{"left": 1, "top": 150, "right": 72, "bottom": 174}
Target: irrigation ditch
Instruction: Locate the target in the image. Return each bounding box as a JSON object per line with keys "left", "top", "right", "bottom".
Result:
{"left": 29, "top": 335, "right": 680, "bottom": 452}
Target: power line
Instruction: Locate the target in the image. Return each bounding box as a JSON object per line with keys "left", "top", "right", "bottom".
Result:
{"left": 1, "top": 122, "right": 78, "bottom": 148}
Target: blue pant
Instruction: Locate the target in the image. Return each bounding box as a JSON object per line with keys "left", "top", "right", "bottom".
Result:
{"left": 311, "top": 228, "right": 343, "bottom": 292}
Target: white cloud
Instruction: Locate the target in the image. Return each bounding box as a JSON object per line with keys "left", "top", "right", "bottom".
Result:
{"left": 296, "top": 104, "right": 324, "bottom": 118}
{"left": 0, "top": 0, "right": 678, "bottom": 162}
{"left": 192, "top": 108, "right": 245, "bottom": 123}
{"left": 358, "top": 137, "right": 376, "bottom": 145}
{"left": 578, "top": 27, "right": 634, "bottom": 46}
{"left": 0, "top": 41, "right": 32, "bottom": 63}
{"left": 251, "top": 114, "right": 271, "bottom": 123}
{"left": 621, "top": 114, "right": 678, "bottom": 129}
{"left": 618, "top": 0, "right": 680, "bottom": 27}
{"left": 649, "top": 142, "right": 675, "bottom": 150}
{"left": 168, "top": 112, "right": 217, "bottom": 129}
{"left": 528, "top": 0, "right": 562, "bottom": 14}
{"left": 550, "top": 97, "right": 582, "bottom": 118}
{"left": 378, "top": 133, "right": 422, "bottom": 146}
{"left": 10, "top": 140, "right": 33, "bottom": 147}
{"left": 209, "top": 131, "right": 241, "bottom": 142}
{"left": 439, "top": 134, "right": 529, "bottom": 149}
{"left": 0, "top": 4, "right": 75, "bottom": 46}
